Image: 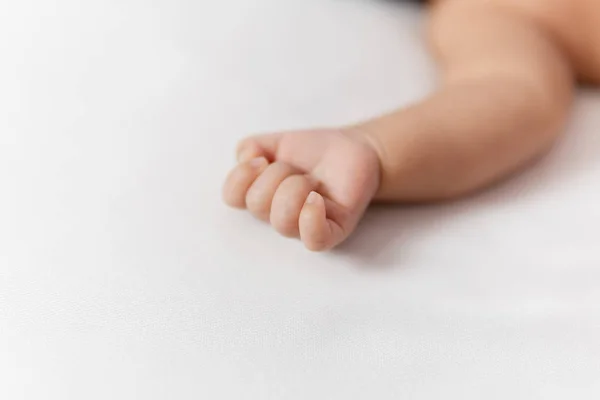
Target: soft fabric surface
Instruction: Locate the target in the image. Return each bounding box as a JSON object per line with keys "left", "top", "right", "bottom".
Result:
{"left": 1, "top": 1, "right": 599, "bottom": 399}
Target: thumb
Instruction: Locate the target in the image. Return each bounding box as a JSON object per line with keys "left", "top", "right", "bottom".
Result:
{"left": 299, "top": 191, "right": 348, "bottom": 251}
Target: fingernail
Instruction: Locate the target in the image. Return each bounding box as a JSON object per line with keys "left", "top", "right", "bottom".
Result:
{"left": 306, "top": 191, "right": 320, "bottom": 204}
{"left": 249, "top": 157, "right": 268, "bottom": 168}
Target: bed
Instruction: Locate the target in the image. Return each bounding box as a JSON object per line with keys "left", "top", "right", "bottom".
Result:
{"left": 1, "top": 0, "right": 599, "bottom": 398}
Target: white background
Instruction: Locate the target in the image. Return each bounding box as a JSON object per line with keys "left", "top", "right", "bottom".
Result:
{"left": 1, "top": 0, "right": 600, "bottom": 399}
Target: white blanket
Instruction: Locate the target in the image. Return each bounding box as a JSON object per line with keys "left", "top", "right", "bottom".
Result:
{"left": 1, "top": 0, "right": 599, "bottom": 398}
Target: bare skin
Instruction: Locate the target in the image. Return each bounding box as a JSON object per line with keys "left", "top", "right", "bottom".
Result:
{"left": 222, "top": 0, "right": 600, "bottom": 251}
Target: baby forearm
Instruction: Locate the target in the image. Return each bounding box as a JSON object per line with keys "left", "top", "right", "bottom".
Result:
{"left": 354, "top": 0, "right": 574, "bottom": 203}
{"left": 358, "top": 75, "right": 571, "bottom": 202}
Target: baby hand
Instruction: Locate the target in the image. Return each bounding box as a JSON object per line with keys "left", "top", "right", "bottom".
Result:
{"left": 222, "top": 128, "right": 381, "bottom": 251}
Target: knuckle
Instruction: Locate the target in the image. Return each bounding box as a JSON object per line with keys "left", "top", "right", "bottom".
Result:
{"left": 272, "top": 220, "right": 298, "bottom": 237}
{"left": 270, "top": 206, "right": 299, "bottom": 237}
{"left": 246, "top": 190, "right": 271, "bottom": 219}
{"left": 305, "top": 238, "right": 328, "bottom": 252}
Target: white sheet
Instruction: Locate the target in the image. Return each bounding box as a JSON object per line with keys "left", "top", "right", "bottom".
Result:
{"left": 1, "top": 0, "right": 599, "bottom": 398}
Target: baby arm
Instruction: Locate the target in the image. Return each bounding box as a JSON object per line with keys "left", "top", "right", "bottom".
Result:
{"left": 357, "top": 0, "right": 574, "bottom": 202}
{"left": 223, "top": 0, "right": 575, "bottom": 251}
